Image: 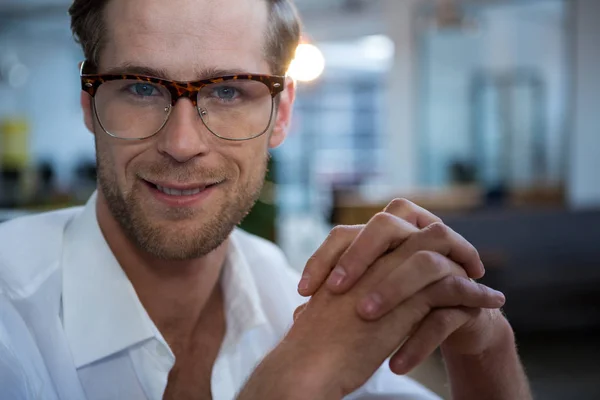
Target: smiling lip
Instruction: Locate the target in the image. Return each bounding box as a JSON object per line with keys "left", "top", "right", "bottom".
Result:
{"left": 143, "top": 179, "right": 224, "bottom": 206}
{"left": 146, "top": 179, "right": 223, "bottom": 191}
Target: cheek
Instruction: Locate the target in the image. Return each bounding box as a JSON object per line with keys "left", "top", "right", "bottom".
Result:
{"left": 96, "top": 136, "right": 148, "bottom": 186}
{"left": 230, "top": 142, "right": 269, "bottom": 181}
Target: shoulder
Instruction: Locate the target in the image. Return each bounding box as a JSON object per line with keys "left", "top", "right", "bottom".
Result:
{"left": 0, "top": 207, "right": 82, "bottom": 299}
{"left": 0, "top": 294, "right": 57, "bottom": 399}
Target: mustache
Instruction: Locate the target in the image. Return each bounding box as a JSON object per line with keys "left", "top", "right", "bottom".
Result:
{"left": 136, "top": 162, "right": 232, "bottom": 183}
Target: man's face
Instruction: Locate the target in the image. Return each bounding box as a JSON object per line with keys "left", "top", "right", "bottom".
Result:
{"left": 81, "top": 0, "right": 294, "bottom": 260}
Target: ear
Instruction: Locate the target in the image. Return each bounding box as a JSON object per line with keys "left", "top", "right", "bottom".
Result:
{"left": 78, "top": 61, "right": 96, "bottom": 134}
{"left": 269, "top": 77, "right": 296, "bottom": 149}
{"left": 80, "top": 91, "right": 95, "bottom": 134}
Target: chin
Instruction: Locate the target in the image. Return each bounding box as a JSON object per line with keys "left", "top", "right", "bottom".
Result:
{"left": 99, "top": 174, "right": 257, "bottom": 260}
{"left": 131, "top": 215, "right": 234, "bottom": 261}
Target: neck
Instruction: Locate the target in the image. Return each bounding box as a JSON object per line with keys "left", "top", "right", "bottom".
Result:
{"left": 96, "top": 193, "right": 227, "bottom": 340}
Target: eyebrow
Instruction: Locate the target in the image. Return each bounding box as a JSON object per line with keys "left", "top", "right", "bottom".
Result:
{"left": 103, "top": 63, "right": 257, "bottom": 80}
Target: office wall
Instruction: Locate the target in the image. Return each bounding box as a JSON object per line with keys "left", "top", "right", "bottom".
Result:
{"left": 421, "top": 1, "right": 568, "bottom": 187}
{"left": 569, "top": 0, "right": 600, "bottom": 209}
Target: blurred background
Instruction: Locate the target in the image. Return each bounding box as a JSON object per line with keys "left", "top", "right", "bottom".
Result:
{"left": 0, "top": 0, "right": 599, "bottom": 398}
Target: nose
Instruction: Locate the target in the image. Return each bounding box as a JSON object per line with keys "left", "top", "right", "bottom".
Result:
{"left": 156, "top": 98, "right": 212, "bottom": 163}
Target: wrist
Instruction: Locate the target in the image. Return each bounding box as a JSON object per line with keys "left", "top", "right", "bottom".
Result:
{"left": 441, "top": 316, "right": 532, "bottom": 400}
{"left": 238, "top": 341, "right": 343, "bottom": 400}
{"left": 276, "top": 341, "right": 344, "bottom": 399}
{"left": 442, "top": 313, "right": 515, "bottom": 363}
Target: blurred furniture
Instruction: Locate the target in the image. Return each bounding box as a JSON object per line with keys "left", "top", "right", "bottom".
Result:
{"left": 332, "top": 185, "right": 483, "bottom": 225}
{"left": 332, "top": 184, "right": 564, "bottom": 225}
{"left": 443, "top": 207, "right": 600, "bottom": 333}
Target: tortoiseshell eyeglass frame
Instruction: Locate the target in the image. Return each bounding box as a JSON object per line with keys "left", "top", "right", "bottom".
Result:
{"left": 79, "top": 61, "right": 286, "bottom": 141}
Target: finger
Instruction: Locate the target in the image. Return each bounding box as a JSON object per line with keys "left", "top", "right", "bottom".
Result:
{"left": 384, "top": 198, "right": 442, "bottom": 229}
{"left": 401, "top": 222, "right": 485, "bottom": 279}
{"left": 389, "top": 307, "right": 477, "bottom": 375}
{"left": 319, "top": 199, "right": 445, "bottom": 294}
{"left": 358, "top": 262, "right": 505, "bottom": 320}
{"left": 327, "top": 213, "right": 418, "bottom": 293}
{"left": 352, "top": 222, "right": 485, "bottom": 308}
{"left": 378, "top": 279, "right": 505, "bottom": 368}
{"left": 422, "top": 276, "right": 505, "bottom": 310}
{"left": 357, "top": 251, "right": 464, "bottom": 320}
{"left": 298, "top": 225, "right": 362, "bottom": 296}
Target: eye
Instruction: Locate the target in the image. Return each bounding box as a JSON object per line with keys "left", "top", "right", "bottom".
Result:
{"left": 128, "top": 83, "right": 161, "bottom": 97}
{"left": 213, "top": 86, "right": 238, "bottom": 101}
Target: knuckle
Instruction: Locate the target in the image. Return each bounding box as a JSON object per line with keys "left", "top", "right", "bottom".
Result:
{"left": 371, "top": 211, "right": 397, "bottom": 227}
{"left": 413, "top": 250, "right": 438, "bottom": 265}
{"left": 389, "top": 197, "right": 413, "bottom": 211}
{"left": 476, "top": 282, "right": 490, "bottom": 298}
{"left": 413, "top": 251, "right": 447, "bottom": 277}
{"left": 386, "top": 198, "right": 419, "bottom": 221}
{"left": 424, "top": 221, "right": 451, "bottom": 240}
{"left": 329, "top": 224, "right": 350, "bottom": 238}
{"left": 448, "top": 275, "right": 468, "bottom": 297}
{"left": 329, "top": 224, "right": 360, "bottom": 241}
{"left": 293, "top": 304, "right": 307, "bottom": 321}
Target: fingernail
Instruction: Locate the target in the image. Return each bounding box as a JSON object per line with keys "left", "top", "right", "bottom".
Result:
{"left": 359, "top": 293, "right": 382, "bottom": 316}
{"left": 327, "top": 266, "right": 347, "bottom": 287}
{"left": 393, "top": 356, "right": 407, "bottom": 374}
{"left": 298, "top": 275, "right": 310, "bottom": 292}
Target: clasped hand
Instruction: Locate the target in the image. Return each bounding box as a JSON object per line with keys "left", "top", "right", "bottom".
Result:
{"left": 285, "top": 199, "right": 509, "bottom": 397}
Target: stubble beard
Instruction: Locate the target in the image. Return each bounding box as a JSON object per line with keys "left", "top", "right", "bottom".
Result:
{"left": 95, "top": 144, "right": 268, "bottom": 261}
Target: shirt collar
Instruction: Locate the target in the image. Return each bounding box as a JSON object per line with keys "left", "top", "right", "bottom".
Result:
{"left": 62, "top": 192, "right": 268, "bottom": 368}
{"left": 62, "top": 193, "right": 155, "bottom": 369}
{"left": 221, "top": 231, "right": 269, "bottom": 352}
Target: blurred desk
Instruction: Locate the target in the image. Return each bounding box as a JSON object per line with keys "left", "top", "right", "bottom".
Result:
{"left": 332, "top": 185, "right": 483, "bottom": 225}
{"left": 332, "top": 184, "right": 565, "bottom": 225}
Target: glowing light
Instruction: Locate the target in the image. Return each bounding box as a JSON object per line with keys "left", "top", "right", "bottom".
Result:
{"left": 287, "top": 43, "right": 325, "bottom": 82}
{"left": 359, "top": 35, "right": 395, "bottom": 62}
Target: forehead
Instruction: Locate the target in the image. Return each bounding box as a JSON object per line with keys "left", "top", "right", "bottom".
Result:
{"left": 100, "top": 0, "right": 270, "bottom": 79}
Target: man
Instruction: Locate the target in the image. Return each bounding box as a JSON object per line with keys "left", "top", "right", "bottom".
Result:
{"left": 0, "top": 0, "right": 532, "bottom": 398}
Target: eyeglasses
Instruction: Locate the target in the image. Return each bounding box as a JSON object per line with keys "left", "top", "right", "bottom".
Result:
{"left": 79, "top": 61, "right": 285, "bottom": 141}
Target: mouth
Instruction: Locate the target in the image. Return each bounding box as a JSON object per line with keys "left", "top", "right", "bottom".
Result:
{"left": 142, "top": 178, "right": 225, "bottom": 202}
{"left": 155, "top": 184, "right": 206, "bottom": 197}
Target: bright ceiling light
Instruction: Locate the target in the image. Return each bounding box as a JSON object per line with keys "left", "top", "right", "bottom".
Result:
{"left": 359, "top": 35, "right": 395, "bottom": 62}
{"left": 287, "top": 43, "right": 325, "bottom": 82}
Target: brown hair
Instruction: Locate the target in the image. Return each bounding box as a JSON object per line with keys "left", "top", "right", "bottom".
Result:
{"left": 69, "top": 0, "right": 302, "bottom": 76}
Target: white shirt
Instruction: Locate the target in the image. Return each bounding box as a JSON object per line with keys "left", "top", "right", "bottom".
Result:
{"left": 0, "top": 193, "right": 440, "bottom": 400}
